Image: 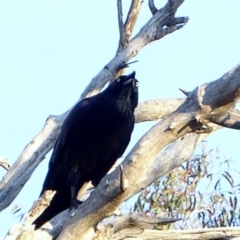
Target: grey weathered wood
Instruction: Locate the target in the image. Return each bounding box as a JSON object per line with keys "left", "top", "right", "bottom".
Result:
{"left": 94, "top": 214, "right": 181, "bottom": 239}
{"left": 5, "top": 65, "right": 240, "bottom": 240}
{"left": 149, "top": 0, "right": 158, "bottom": 15}
{"left": 4, "top": 1, "right": 240, "bottom": 239}
{"left": 0, "top": 156, "right": 10, "bottom": 171}
{"left": 111, "top": 227, "right": 240, "bottom": 240}
{"left": 55, "top": 64, "right": 240, "bottom": 240}
{"left": 0, "top": 0, "right": 188, "bottom": 214}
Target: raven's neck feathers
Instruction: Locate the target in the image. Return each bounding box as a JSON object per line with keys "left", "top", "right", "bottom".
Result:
{"left": 102, "top": 91, "right": 133, "bottom": 118}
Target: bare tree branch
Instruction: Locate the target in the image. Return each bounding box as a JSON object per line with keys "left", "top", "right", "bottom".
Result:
{"left": 111, "top": 227, "right": 240, "bottom": 240}
{"left": 135, "top": 98, "right": 184, "bottom": 122}
{"left": 117, "top": 0, "right": 143, "bottom": 51}
{"left": 54, "top": 65, "right": 240, "bottom": 239}
{"left": 149, "top": 0, "right": 187, "bottom": 27}
{"left": 148, "top": 0, "right": 158, "bottom": 15}
{"left": 211, "top": 108, "right": 240, "bottom": 129}
{"left": 153, "top": 24, "right": 186, "bottom": 40}
{"left": 124, "top": 0, "right": 143, "bottom": 41}
{"left": 90, "top": 214, "right": 240, "bottom": 239}
{"left": 117, "top": 0, "right": 126, "bottom": 49}
{"left": 135, "top": 123, "right": 221, "bottom": 200}
{"left": 3, "top": 1, "right": 240, "bottom": 240}
{"left": 94, "top": 214, "right": 181, "bottom": 239}
{"left": 81, "top": 0, "right": 187, "bottom": 98}
{"left": 116, "top": 0, "right": 142, "bottom": 76}
{"left": 0, "top": 0, "right": 188, "bottom": 213}
{"left": 5, "top": 131, "right": 217, "bottom": 240}
{"left": 8, "top": 2, "right": 240, "bottom": 240}
{"left": 170, "top": 16, "right": 189, "bottom": 25}
{"left": 0, "top": 98, "right": 183, "bottom": 213}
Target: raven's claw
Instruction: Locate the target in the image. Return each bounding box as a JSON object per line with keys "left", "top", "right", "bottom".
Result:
{"left": 69, "top": 199, "right": 82, "bottom": 212}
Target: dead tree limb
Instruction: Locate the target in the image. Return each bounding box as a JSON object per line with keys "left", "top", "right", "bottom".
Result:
{"left": 56, "top": 64, "right": 240, "bottom": 239}
{"left": 5, "top": 63, "right": 240, "bottom": 239}
{"left": 117, "top": 0, "right": 126, "bottom": 49}
{"left": 94, "top": 213, "right": 181, "bottom": 239}
{"left": 110, "top": 227, "right": 240, "bottom": 240}
{"left": 124, "top": 0, "right": 143, "bottom": 42}
{"left": 149, "top": 0, "right": 158, "bottom": 15}
{"left": 0, "top": 0, "right": 188, "bottom": 213}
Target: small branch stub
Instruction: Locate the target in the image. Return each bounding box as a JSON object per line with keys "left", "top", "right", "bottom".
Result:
{"left": 120, "top": 164, "right": 129, "bottom": 192}
{"left": 0, "top": 156, "right": 10, "bottom": 171}
{"left": 179, "top": 88, "right": 190, "bottom": 97}
{"left": 118, "top": 60, "right": 139, "bottom": 70}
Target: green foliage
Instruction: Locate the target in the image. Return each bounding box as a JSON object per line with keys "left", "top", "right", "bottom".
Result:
{"left": 132, "top": 142, "right": 240, "bottom": 229}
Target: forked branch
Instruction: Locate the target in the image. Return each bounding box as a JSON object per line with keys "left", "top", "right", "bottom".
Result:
{"left": 55, "top": 64, "right": 240, "bottom": 239}
{"left": 0, "top": 0, "right": 188, "bottom": 214}
{"left": 13, "top": 65, "right": 240, "bottom": 238}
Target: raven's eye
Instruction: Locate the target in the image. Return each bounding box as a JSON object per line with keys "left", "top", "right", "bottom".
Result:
{"left": 135, "top": 81, "right": 139, "bottom": 87}
{"left": 116, "top": 78, "right": 121, "bottom": 82}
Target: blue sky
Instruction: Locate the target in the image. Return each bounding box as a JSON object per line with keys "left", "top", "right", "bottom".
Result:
{"left": 0, "top": 0, "right": 240, "bottom": 238}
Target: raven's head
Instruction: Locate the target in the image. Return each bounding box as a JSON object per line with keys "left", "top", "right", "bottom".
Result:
{"left": 107, "top": 71, "right": 139, "bottom": 112}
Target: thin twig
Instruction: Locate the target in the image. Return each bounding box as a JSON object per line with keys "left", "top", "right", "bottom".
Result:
{"left": 118, "top": 60, "right": 139, "bottom": 70}
{"left": 148, "top": 0, "right": 158, "bottom": 15}
{"left": 124, "top": 0, "right": 143, "bottom": 41}
{"left": 179, "top": 88, "right": 190, "bottom": 96}
{"left": 117, "top": 0, "right": 126, "bottom": 50}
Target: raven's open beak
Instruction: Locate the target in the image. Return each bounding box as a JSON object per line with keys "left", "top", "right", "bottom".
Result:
{"left": 123, "top": 71, "right": 136, "bottom": 86}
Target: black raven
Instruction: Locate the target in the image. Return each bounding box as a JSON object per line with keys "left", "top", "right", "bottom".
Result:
{"left": 33, "top": 71, "right": 139, "bottom": 229}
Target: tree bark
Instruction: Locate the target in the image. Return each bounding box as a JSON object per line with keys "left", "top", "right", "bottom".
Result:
{"left": 56, "top": 64, "right": 240, "bottom": 240}
{"left": 3, "top": 1, "right": 240, "bottom": 240}
{"left": 0, "top": 0, "right": 188, "bottom": 214}
{"left": 8, "top": 63, "right": 240, "bottom": 240}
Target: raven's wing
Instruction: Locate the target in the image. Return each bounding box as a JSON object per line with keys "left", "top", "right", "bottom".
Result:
{"left": 40, "top": 139, "right": 63, "bottom": 195}
{"left": 60, "top": 98, "right": 97, "bottom": 147}
{"left": 40, "top": 97, "right": 97, "bottom": 194}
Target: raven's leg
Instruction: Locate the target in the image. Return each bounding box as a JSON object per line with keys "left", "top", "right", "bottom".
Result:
{"left": 68, "top": 169, "right": 82, "bottom": 210}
